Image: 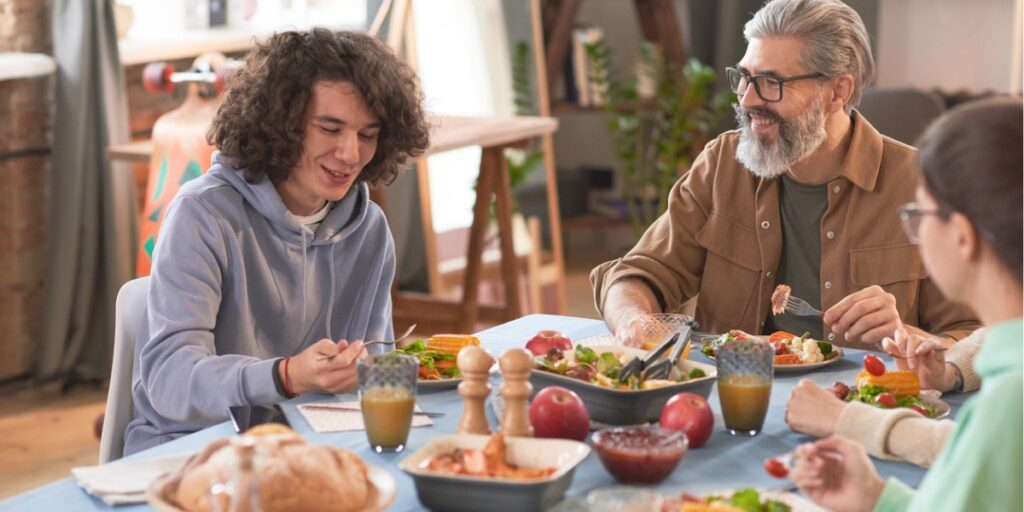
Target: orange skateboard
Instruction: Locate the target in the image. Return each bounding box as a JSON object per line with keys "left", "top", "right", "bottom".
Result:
{"left": 136, "top": 53, "right": 239, "bottom": 276}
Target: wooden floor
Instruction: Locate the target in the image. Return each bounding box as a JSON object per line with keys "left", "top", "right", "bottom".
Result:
{"left": 0, "top": 384, "right": 107, "bottom": 499}
{"left": 0, "top": 241, "right": 623, "bottom": 500}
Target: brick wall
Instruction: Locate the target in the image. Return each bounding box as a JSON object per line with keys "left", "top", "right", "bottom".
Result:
{"left": 0, "top": 73, "right": 52, "bottom": 380}
{"left": 0, "top": 0, "right": 53, "bottom": 381}
{"left": 0, "top": 0, "right": 51, "bottom": 54}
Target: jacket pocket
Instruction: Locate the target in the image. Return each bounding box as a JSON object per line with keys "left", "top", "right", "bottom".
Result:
{"left": 694, "top": 212, "right": 762, "bottom": 328}
{"left": 850, "top": 244, "right": 928, "bottom": 317}
{"left": 850, "top": 244, "right": 928, "bottom": 286}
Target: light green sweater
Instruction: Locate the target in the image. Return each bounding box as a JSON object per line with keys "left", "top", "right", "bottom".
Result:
{"left": 876, "top": 319, "right": 1023, "bottom": 511}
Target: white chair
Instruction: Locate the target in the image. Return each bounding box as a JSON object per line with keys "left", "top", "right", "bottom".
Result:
{"left": 98, "top": 276, "right": 149, "bottom": 464}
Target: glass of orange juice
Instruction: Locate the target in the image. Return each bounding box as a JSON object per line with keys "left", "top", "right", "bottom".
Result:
{"left": 716, "top": 339, "right": 773, "bottom": 436}
{"left": 358, "top": 353, "right": 418, "bottom": 453}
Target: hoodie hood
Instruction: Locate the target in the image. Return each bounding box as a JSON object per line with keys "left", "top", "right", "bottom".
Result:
{"left": 209, "top": 151, "right": 369, "bottom": 246}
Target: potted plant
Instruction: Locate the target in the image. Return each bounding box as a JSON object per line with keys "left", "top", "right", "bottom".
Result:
{"left": 586, "top": 41, "right": 733, "bottom": 235}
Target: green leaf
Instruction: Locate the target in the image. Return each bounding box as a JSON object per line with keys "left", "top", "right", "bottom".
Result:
{"left": 729, "top": 488, "right": 762, "bottom": 512}
{"left": 688, "top": 368, "right": 706, "bottom": 379}
{"left": 398, "top": 339, "right": 426, "bottom": 354}
{"left": 817, "top": 341, "right": 833, "bottom": 356}
{"left": 596, "top": 352, "right": 621, "bottom": 374}
{"left": 575, "top": 345, "right": 598, "bottom": 364}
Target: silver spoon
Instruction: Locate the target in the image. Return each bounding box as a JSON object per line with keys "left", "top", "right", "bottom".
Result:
{"left": 315, "top": 323, "right": 417, "bottom": 362}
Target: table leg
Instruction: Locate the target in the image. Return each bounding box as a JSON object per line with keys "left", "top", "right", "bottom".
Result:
{"left": 459, "top": 152, "right": 495, "bottom": 333}
{"left": 487, "top": 146, "right": 522, "bottom": 321}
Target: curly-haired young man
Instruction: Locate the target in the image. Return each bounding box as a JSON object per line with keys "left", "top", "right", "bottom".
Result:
{"left": 125, "top": 28, "right": 430, "bottom": 454}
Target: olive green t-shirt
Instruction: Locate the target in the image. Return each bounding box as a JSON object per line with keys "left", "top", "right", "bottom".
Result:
{"left": 765, "top": 174, "right": 828, "bottom": 339}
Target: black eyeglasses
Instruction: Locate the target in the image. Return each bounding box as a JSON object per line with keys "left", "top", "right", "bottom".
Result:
{"left": 725, "top": 67, "right": 828, "bottom": 102}
{"left": 899, "top": 203, "right": 948, "bottom": 244}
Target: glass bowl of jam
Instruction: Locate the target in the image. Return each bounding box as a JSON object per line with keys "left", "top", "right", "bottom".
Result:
{"left": 591, "top": 425, "right": 688, "bottom": 484}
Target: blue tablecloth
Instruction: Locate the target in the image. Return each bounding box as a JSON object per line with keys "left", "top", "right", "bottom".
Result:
{"left": 1, "top": 314, "right": 968, "bottom": 511}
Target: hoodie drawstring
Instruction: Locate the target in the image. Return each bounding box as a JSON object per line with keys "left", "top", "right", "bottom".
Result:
{"left": 299, "top": 232, "right": 308, "bottom": 347}
{"left": 325, "top": 243, "right": 336, "bottom": 340}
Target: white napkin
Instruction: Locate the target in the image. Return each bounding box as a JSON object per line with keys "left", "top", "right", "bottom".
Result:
{"left": 72, "top": 452, "right": 193, "bottom": 506}
{"left": 297, "top": 400, "right": 433, "bottom": 434}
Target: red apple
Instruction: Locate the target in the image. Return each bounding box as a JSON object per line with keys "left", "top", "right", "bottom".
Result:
{"left": 659, "top": 392, "right": 714, "bottom": 448}
{"left": 529, "top": 386, "right": 590, "bottom": 441}
{"left": 525, "top": 330, "right": 573, "bottom": 356}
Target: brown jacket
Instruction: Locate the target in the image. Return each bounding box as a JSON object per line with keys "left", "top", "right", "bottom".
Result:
{"left": 591, "top": 112, "right": 979, "bottom": 348}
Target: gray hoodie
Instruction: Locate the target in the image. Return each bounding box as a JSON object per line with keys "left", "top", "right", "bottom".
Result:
{"left": 124, "top": 153, "right": 394, "bottom": 455}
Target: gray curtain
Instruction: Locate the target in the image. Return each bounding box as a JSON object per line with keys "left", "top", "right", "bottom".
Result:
{"left": 37, "top": 0, "right": 135, "bottom": 384}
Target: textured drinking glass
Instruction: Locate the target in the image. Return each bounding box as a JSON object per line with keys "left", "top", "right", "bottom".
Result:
{"left": 716, "top": 340, "right": 774, "bottom": 436}
{"left": 636, "top": 313, "right": 693, "bottom": 350}
{"left": 358, "top": 353, "right": 418, "bottom": 453}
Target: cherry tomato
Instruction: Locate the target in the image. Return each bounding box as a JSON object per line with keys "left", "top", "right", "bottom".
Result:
{"left": 863, "top": 354, "right": 886, "bottom": 376}
{"left": 911, "top": 405, "right": 929, "bottom": 416}
{"left": 875, "top": 392, "right": 897, "bottom": 408}
{"left": 763, "top": 458, "right": 789, "bottom": 478}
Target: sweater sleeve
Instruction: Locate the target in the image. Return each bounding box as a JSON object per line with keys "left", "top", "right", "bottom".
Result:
{"left": 835, "top": 401, "right": 955, "bottom": 467}
{"left": 944, "top": 327, "right": 985, "bottom": 393}
{"left": 139, "top": 195, "right": 283, "bottom": 426}
{"left": 875, "top": 478, "right": 915, "bottom": 512}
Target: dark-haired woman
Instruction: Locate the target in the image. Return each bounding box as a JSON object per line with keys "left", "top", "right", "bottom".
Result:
{"left": 125, "top": 29, "right": 430, "bottom": 454}
{"left": 790, "top": 97, "right": 1022, "bottom": 511}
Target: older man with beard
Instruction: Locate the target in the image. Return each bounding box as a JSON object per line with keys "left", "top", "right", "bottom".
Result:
{"left": 591, "top": 0, "right": 979, "bottom": 349}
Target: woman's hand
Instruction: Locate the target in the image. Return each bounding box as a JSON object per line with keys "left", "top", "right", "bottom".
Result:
{"left": 882, "top": 330, "right": 956, "bottom": 391}
{"left": 790, "top": 436, "right": 886, "bottom": 512}
{"left": 284, "top": 339, "right": 367, "bottom": 395}
{"left": 824, "top": 285, "right": 904, "bottom": 344}
{"left": 785, "top": 379, "right": 847, "bottom": 437}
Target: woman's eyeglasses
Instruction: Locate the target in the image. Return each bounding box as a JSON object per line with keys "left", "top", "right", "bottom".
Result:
{"left": 899, "top": 203, "right": 947, "bottom": 244}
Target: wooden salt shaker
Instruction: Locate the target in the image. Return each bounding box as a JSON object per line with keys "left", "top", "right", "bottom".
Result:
{"left": 498, "top": 348, "right": 534, "bottom": 437}
{"left": 456, "top": 346, "right": 494, "bottom": 435}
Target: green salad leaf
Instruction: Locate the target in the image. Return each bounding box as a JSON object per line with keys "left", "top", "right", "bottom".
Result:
{"left": 730, "top": 489, "right": 762, "bottom": 512}
{"left": 575, "top": 345, "right": 598, "bottom": 364}
{"left": 596, "top": 352, "right": 620, "bottom": 374}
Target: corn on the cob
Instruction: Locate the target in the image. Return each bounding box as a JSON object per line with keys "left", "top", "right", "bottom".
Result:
{"left": 855, "top": 370, "right": 921, "bottom": 397}
{"left": 426, "top": 334, "right": 480, "bottom": 355}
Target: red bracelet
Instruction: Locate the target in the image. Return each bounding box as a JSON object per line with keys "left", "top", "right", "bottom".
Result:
{"left": 283, "top": 357, "right": 297, "bottom": 398}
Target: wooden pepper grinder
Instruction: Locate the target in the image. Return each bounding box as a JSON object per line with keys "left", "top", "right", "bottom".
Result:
{"left": 456, "top": 346, "right": 494, "bottom": 435}
{"left": 498, "top": 348, "right": 534, "bottom": 437}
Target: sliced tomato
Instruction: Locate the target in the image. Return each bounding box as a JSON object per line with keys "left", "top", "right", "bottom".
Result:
{"left": 769, "top": 331, "right": 798, "bottom": 344}
{"left": 774, "top": 353, "right": 801, "bottom": 365}
{"left": 418, "top": 365, "right": 441, "bottom": 380}
{"left": 434, "top": 359, "right": 456, "bottom": 370}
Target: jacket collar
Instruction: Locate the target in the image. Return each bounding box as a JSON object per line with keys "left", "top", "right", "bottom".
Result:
{"left": 839, "top": 110, "right": 886, "bottom": 191}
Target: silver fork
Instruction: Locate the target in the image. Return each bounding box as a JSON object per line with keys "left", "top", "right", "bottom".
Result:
{"left": 785, "top": 295, "right": 822, "bottom": 317}
{"left": 315, "top": 323, "right": 417, "bottom": 362}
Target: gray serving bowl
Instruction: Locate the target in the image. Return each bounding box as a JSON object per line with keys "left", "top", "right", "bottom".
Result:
{"left": 399, "top": 434, "right": 591, "bottom": 512}
{"left": 529, "top": 345, "right": 717, "bottom": 425}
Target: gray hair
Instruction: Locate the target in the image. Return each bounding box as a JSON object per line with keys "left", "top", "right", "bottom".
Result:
{"left": 744, "top": 0, "right": 874, "bottom": 114}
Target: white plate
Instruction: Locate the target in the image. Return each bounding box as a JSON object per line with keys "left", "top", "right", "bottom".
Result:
{"left": 418, "top": 377, "right": 463, "bottom": 390}
{"left": 661, "top": 488, "right": 827, "bottom": 512}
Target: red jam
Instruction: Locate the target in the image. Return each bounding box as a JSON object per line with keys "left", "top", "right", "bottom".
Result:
{"left": 591, "top": 426, "right": 688, "bottom": 484}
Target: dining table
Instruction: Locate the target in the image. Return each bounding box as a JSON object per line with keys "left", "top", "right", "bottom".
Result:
{"left": 0, "top": 314, "right": 969, "bottom": 511}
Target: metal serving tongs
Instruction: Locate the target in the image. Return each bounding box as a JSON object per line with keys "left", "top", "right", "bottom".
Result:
{"left": 619, "top": 331, "right": 681, "bottom": 383}
{"left": 643, "top": 320, "right": 697, "bottom": 381}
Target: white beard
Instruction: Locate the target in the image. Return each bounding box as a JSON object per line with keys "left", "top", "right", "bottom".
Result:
{"left": 734, "top": 99, "right": 828, "bottom": 179}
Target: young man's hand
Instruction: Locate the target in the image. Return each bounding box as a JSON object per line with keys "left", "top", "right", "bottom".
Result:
{"left": 284, "top": 339, "right": 366, "bottom": 395}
